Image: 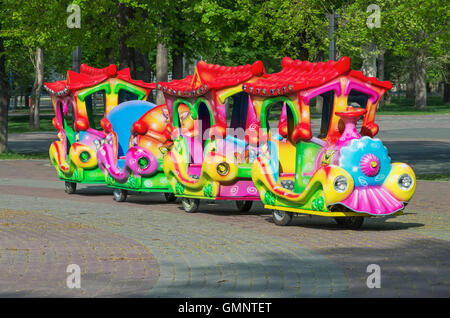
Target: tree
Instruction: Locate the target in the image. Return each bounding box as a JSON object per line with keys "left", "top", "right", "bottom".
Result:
{"left": 337, "top": 0, "right": 450, "bottom": 109}
{"left": 0, "top": 15, "right": 8, "bottom": 153}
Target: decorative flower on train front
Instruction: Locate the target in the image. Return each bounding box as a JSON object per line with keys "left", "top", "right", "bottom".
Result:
{"left": 339, "top": 136, "right": 392, "bottom": 187}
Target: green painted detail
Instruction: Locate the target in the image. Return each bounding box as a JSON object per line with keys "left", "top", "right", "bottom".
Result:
{"left": 260, "top": 96, "right": 298, "bottom": 130}
{"left": 264, "top": 190, "right": 276, "bottom": 206}
{"left": 294, "top": 141, "right": 321, "bottom": 193}
{"left": 203, "top": 183, "right": 213, "bottom": 197}
{"left": 192, "top": 98, "right": 215, "bottom": 124}
{"left": 127, "top": 175, "right": 141, "bottom": 188}
{"left": 237, "top": 164, "right": 252, "bottom": 178}
{"left": 72, "top": 167, "right": 83, "bottom": 182}
{"left": 79, "top": 151, "right": 91, "bottom": 163}
{"left": 113, "top": 82, "right": 146, "bottom": 100}
{"left": 137, "top": 157, "right": 149, "bottom": 169}
{"left": 175, "top": 182, "right": 185, "bottom": 195}
{"left": 311, "top": 195, "right": 325, "bottom": 211}
{"left": 172, "top": 98, "right": 193, "bottom": 127}
{"left": 106, "top": 174, "right": 116, "bottom": 185}
{"left": 78, "top": 83, "right": 111, "bottom": 102}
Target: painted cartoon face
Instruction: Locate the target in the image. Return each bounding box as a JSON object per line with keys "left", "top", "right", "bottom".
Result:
{"left": 178, "top": 104, "right": 195, "bottom": 136}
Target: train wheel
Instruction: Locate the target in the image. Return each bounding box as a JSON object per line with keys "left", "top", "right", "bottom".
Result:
{"left": 181, "top": 198, "right": 200, "bottom": 213}
{"left": 164, "top": 192, "right": 176, "bottom": 202}
{"left": 333, "top": 217, "right": 346, "bottom": 225}
{"left": 236, "top": 200, "right": 253, "bottom": 212}
{"left": 64, "top": 182, "right": 77, "bottom": 194}
{"left": 272, "top": 210, "right": 293, "bottom": 226}
{"left": 113, "top": 188, "right": 128, "bottom": 202}
{"left": 342, "top": 216, "right": 364, "bottom": 230}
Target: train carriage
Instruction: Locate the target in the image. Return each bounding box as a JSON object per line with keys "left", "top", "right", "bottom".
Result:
{"left": 96, "top": 100, "right": 178, "bottom": 202}
{"left": 46, "top": 64, "right": 154, "bottom": 194}
{"left": 244, "top": 56, "right": 416, "bottom": 229}
{"left": 158, "top": 60, "right": 267, "bottom": 212}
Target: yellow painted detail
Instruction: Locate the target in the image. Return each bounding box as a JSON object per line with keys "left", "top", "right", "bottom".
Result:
{"left": 383, "top": 162, "right": 416, "bottom": 202}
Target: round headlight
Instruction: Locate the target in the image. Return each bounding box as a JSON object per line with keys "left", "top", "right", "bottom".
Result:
{"left": 217, "top": 162, "right": 230, "bottom": 176}
{"left": 334, "top": 176, "right": 348, "bottom": 193}
{"left": 398, "top": 174, "right": 413, "bottom": 190}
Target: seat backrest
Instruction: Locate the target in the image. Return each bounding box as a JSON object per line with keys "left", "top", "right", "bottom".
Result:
{"left": 106, "top": 100, "right": 155, "bottom": 157}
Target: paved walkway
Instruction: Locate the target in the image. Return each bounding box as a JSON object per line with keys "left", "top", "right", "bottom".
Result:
{"left": 0, "top": 160, "right": 448, "bottom": 297}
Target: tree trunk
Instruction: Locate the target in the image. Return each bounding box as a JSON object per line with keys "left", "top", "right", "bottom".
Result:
{"left": 377, "top": 52, "right": 385, "bottom": 109}
{"left": 315, "top": 96, "right": 323, "bottom": 113}
{"left": 444, "top": 82, "right": 450, "bottom": 103}
{"left": 135, "top": 49, "right": 152, "bottom": 82}
{"left": 0, "top": 34, "right": 9, "bottom": 153}
{"left": 156, "top": 43, "right": 168, "bottom": 105}
{"left": 406, "top": 71, "right": 415, "bottom": 99}
{"left": 414, "top": 51, "right": 427, "bottom": 110}
{"left": 360, "top": 44, "right": 377, "bottom": 77}
{"left": 117, "top": 2, "right": 136, "bottom": 75}
{"left": 172, "top": 51, "right": 184, "bottom": 80}
{"left": 72, "top": 46, "right": 81, "bottom": 73}
{"left": 30, "top": 46, "right": 44, "bottom": 129}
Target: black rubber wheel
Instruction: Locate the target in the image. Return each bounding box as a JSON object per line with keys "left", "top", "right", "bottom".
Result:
{"left": 64, "top": 182, "right": 77, "bottom": 194}
{"left": 272, "top": 210, "right": 293, "bottom": 226}
{"left": 236, "top": 200, "right": 253, "bottom": 212}
{"left": 334, "top": 217, "right": 346, "bottom": 225}
{"left": 113, "top": 188, "right": 128, "bottom": 202}
{"left": 164, "top": 192, "right": 176, "bottom": 202}
{"left": 181, "top": 198, "right": 200, "bottom": 213}
{"left": 341, "top": 216, "right": 364, "bottom": 230}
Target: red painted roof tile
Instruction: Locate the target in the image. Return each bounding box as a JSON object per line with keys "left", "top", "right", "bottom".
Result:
{"left": 158, "top": 60, "right": 265, "bottom": 97}
{"left": 43, "top": 80, "right": 69, "bottom": 96}
{"left": 44, "top": 64, "right": 155, "bottom": 95}
{"left": 348, "top": 70, "right": 392, "bottom": 89}
{"left": 243, "top": 56, "right": 351, "bottom": 96}
{"left": 243, "top": 56, "right": 391, "bottom": 96}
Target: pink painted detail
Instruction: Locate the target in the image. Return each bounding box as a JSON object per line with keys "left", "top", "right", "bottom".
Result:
{"left": 219, "top": 180, "right": 259, "bottom": 198}
{"left": 183, "top": 134, "right": 204, "bottom": 164}
{"left": 340, "top": 186, "right": 404, "bottom": 215}
{"left": 344, "top": 80, "right": 379, "bottom": 103}
{"left": 187, "top": 164, "right": 202, "bottom": 177}
{"left": 246, "top": 95, "right": 258, "bottom": 129}
{"left": 215, "top": 196, "right": 260, "bottom": 201}
{"left": 280, "top": 173, "right": 295, "bottom": 177}
{"left": 86, "top": 128, "right": 106, "bottom": 139}
{"left": 335, "top": 110, "right": 365, "bottom": 147}
{"left": 303, "top": 81, "right": 342, "bottom": 104}
{"left": 360, "top": 153, "right": 380, "bottom": 177}
{"left": 97, "top": 143, "right": 158, "bottom": 182}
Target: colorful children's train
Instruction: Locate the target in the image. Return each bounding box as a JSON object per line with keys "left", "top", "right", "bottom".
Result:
{"left": 45, "top": 57, "right": 416, "bottom": 229}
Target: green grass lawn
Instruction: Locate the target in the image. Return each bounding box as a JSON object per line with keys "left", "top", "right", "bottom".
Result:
{"left": 0, "top": 151, "right": 49, "bottom": 160}
{"left": 377, "top": 96, "right": 450, "bottom": 115}
{"left": 8, "top": 113, "right": 105, "bottom": 133}
{"left": 8, "top": 114, "right": 54, "bottom": 133}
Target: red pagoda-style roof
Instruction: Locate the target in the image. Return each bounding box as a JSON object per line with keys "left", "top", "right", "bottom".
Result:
{"left": 348, "top": 70, "right": 392, "bottom": 89}
{"left": 44, "top": 80, "right": 69, "bottom": 96}
{"left": 243, "top": 56, "right": 391, "bottom": 96}
{"left": 67, "top": 64, "right": 155, "bottom": 91}
{"left": 157, "top": 60, "right": 266, "bottom": 97}
{"left": 44, "top": 64, "right": 155, "bottom": 96}
{"left": 243, "top": 56, "right": 350, "bottom": 96}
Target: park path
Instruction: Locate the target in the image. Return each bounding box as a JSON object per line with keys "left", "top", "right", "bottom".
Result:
{"left": 0, "top": 159, "right": 448, "bottom": 297}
